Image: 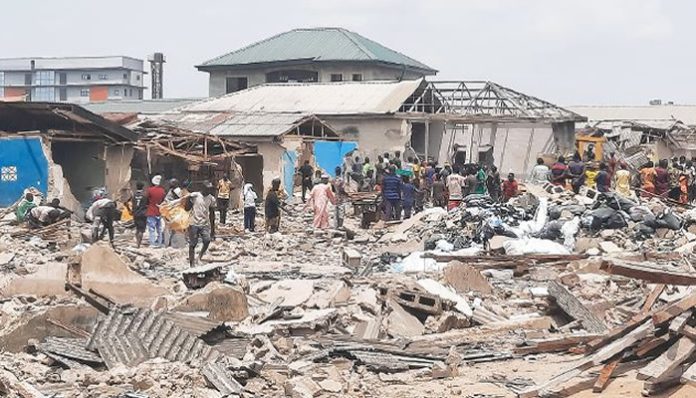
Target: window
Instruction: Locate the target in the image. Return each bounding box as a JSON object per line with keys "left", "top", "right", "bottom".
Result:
{"left": 80, "top": 89, "right": 89, "bottom": 97}
{"left": 136, "top": 74, "right": 140, "bottom": 81}
{"left": 24, "top": 73, "right": 32, "bottom": 85}
{"left": 59, "top": 73, "right": 67, "bottom": 85}
{"left": 123, "top": 72, "right": 128, "bottom": 79}
{"left": 225, "top": 77, "right": 248, "bottom": 94}
{"left": 129, "top": 88, "right": 133, "bottom": 96}
{"left": 81, "top": 73, "right": 91, "bottom": 80}
{"left": 98, "top": 73, "right": 108, "bottom": 80}
{"left": 330, "top": 74, "right": 343, "bottom": 82}
{"left": 59, "top": 87, "right": 67, "bottom": 101}
{"left": 33, "top": 71, "right": 55, "bottom": 86}
{"left": 352, "top": 74, "right": 363, "bottom": 82}
{"left": 32, "top": 87, "right": 55, "bottom": 101}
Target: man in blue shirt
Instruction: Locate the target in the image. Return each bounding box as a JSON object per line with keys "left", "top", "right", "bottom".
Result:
{"left": 381, "top": 166, "right": 402, "bottom": 221}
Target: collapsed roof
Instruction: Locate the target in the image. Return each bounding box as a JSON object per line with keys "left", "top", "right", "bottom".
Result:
{"left": 0, "top": 101, "right": 137, "bottom": 142}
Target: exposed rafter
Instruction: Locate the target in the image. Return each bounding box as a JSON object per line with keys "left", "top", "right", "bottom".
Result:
{"left": 399, "top": 80, "right": 586, "bottom": 123}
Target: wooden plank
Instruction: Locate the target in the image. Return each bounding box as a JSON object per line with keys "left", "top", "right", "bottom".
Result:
{"left": 681, "top": 325, "right": 696, "bottom": 341}
{"left": 548, "top": 281, "right": 607, "bottom": 333}
{"left": 641, "top": 284, "right": 666, "bottom": 313}
{"left": 652, "top": 291, "right": 696, "bottom": 325}
{"left": 635, "top": 335, "right": 671, "bottom": 357}
{"left": 601, "top": 259, "right": 696, "bottom": 285}
{"left": 681, "top": 362, "right": 696, "bottom": 387}
{"left": 519, "top": 320, "right": 653, "bottom": 398}
{"left": 514, "top": 334, "right": 603, "bottom": 355}
{"left": 669, "top": 310, "right": 692, "bottom": 334}
{"left": 592, "top": 357, "right": 621, "bottom": 393}
{"left": 638, "top": 337, "right": 696, "bottom": 381}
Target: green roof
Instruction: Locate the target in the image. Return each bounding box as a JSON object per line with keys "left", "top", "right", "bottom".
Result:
{"left": 197, "top": 27, "right": 436, "bottom": 73}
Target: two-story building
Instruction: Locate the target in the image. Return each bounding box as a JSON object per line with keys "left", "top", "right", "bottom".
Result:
{"left": 196, "top": 27, "right": 437, "bottom": 97}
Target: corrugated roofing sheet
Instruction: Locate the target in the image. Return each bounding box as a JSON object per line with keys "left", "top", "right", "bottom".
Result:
{"left": 83, "top": 98, "right": 201, "bottom": 115}
{"left": 569, "top": 105, "right": 696, "bottom": 125}
{"left": 88, "top": 307, "right": 225, "bottom": 369}
{"left": 150, "top": 112, "right": 321, "bottom": 138}
{"left": 198, "top": 27, "right": 436, "bottom": 73}
{"left": 182, "top": 79, "right": 423, "bottom": 115}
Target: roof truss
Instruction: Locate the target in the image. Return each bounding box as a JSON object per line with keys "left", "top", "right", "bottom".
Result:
{"left": 400, "top": 80, "right": 586, "bottom": 123}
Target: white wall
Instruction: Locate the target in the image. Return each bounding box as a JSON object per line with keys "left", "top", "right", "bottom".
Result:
{"left": 206, "top": 62, "right": 426, "bottom": 97}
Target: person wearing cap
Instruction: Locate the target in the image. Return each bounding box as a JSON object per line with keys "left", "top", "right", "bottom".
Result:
{"left": 307, "top": 173, "right": 336, "bottom": 229}
{"left": 145, "top": 175, "right": 166, "bottom": 247}
{"left": 184, "top": 181, "right": 216, "bottom": 267}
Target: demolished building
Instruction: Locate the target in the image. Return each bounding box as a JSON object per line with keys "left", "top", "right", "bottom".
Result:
{"left": 137, "top": 79, "right": 585, "bottom": 184}
{"left": 0, "top": 101, "right": 137, "bottom": 215}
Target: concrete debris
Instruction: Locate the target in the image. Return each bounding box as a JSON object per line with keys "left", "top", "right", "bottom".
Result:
{"left": 4, "top": 180, "right": 696, "bottom": 397}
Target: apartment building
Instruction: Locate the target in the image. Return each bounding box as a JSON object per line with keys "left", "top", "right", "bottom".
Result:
{"left": 0, "top": 56, "right": 146, "bottom": 103}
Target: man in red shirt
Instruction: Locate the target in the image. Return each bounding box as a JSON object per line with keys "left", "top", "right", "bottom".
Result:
{"left": 502, "top": 173, "right": 519, "bottom": 202}
{"left": 145, "top": 175, "right": 166, "bottom": 247}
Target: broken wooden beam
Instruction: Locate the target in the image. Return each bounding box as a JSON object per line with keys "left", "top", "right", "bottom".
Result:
{"left": 548, "top": 281, "right": 607, "bottom": 333}
{"left": 652, "top": 291, "right": 696, "bottom": 325}
{"left": 592, "top": 357, "right": 621, "bottom": 393}
{"left": 65, "top": 283, "right": 111, "bottom": 314}
{"left": 638, "top": 337, "right": 696, "bottom": 381}
{"left": 601, "top": 259, "right": 696, "bottom": 285}
{"left": 641, "top": 284, "right": 665, "bottom": 314}
{"left": 514, "top": 334, "right": 603, "bottom": 355}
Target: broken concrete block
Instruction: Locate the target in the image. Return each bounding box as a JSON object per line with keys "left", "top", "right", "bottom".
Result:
{"left": 598, "top": 241, "right": 622, "bottom": 254}
{"left": 443, "top": 260, "right": 493, "bottom": 295}
{"left": 575, "top": 237, "right": 600, "bottom": 253}
{"left": 173, "top": 282, "right": 249, "bottom": 322}
{"left": 80, "top": 244, "right": 168, "bottom": 306}
{"left": 341, "top": 248, "right": 362, "bottom": 269}
{"left": 318, "top": 379, "right": 342, "bottom": 393}
{"left": 431, "top": 361, "right": 458, "bottom": 379}
{"left": 1, "top": 262, "right": 68, "bottom": 297}
{"left": 425, "top": 312, "right": 470, "bottom": 333}
{"left": 0, "top": 305, "right": 98, "bottom": 352}
{"left": 386, "top": 299, "right": 424, "bottom": 338}
{"left": 284, "top": 376, "right": 321, "bottom": 398}
{"left": 488, "top": 235, "right": 511, "bottom": 251}
{"left": 258, "top": 279, "right": 315, "bottom": 307}
{"left": 181, "top": 263, "right": 224, "bottom": 290}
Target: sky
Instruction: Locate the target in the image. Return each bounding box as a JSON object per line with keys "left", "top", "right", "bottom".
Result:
{"left": 5, "top": 0, "right": 695, "bottom": 105}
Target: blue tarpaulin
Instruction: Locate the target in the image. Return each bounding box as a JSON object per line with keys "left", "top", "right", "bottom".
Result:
{"left": 0, "top": 137, "right": 49, "bottom": 206}
{"left": 314, "top": 140, "right": 358, "bottom": 177}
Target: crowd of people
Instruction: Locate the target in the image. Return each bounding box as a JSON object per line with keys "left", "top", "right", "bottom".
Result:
{"left": 17, "top": 145, "right": 695, "bottom": 268}
{"left": 534, "top": 152, "right": 696, "bottom": 204}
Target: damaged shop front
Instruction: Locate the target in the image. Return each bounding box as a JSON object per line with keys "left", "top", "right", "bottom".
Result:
{"left": 0, "top": 102, "right": 137, "bottom": 218}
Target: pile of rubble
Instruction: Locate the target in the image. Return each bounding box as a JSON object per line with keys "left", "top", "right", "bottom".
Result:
{"left": 3, "top": 184, "right": 696, "bottom": 397}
